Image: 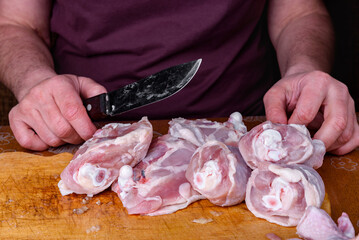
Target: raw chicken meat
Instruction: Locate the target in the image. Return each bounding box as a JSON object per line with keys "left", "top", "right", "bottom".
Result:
{"left": 112, "top": 134, "right": 205, "bottom": 216}
{"left": 238, "top": 121, "right": 325, "bottom": 169}
{"left": 58, "top": 117, "right": 153, "bottom": 196}
{"left": 297, "top": 206, "right": 358, "bottom": 240}
{"left": 186, "top": 140, "right": 251, "bottom": 206}
{"left": 245, "top": 164, "right": 325, "bottom": 227}
{"left": 168, "top": 112, "right": 247, "bottom": 147}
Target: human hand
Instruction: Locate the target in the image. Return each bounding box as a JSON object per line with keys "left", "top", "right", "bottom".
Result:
{"left": 263, "top": 70, "right": 359, "bottom": 155}
{"left": 9, "top": 74, "right": 107, "bottom": 151}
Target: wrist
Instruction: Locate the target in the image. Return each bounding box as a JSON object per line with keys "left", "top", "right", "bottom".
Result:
{"left": 283, "top": 61, "right": 330, "bottom": 78}
{"left": 12, "top": 67, "right": 57, "bottom": 101}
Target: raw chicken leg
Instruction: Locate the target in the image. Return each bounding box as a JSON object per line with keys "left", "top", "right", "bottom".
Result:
{"left": 186, "top": 140, "right": 251, "bottom": 206}
{"left": 58, "top": 117, "right": 153, "bottom": 196}
{"left": 112, "top": 134, "right": 205, "bottom": 216}
{"left": 297, "top": 206, "right": 358, "bottom": 240}
{"left": 168, "top": 112, "right": 247, "bottom": 147}
{"left": 238, "top": 121, "right": 325, "bottom": 169}
{"left": 245, "top": 164, "right": 325, "bottom": 226}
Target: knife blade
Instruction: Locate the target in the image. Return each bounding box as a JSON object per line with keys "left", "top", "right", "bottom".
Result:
{"left": 84, "top": 59, "right": 202, "bottom": 120}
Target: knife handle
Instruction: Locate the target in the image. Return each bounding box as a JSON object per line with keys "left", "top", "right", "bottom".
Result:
{"left": 83, "top": 93, "right": 108, "bottom": 121}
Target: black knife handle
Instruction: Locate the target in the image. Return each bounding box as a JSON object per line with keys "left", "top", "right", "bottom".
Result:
{"left": 83, "top": 93, "right": 108, "bottom": 121}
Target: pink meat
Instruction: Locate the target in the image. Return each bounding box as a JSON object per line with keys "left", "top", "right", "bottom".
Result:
{"left": 238, "top": 121, "right": 325, "bottom": 169}
{"left": 112, "top": 134, "right": 205, "bottom": 216}
{"left": 297, "top": 206, "right": 357, "bottom": 240}
{"left": 58, "top": 117, "right": 153, "bottom": 196}
{"left": 168, "top": 112, "right": 247, "bottom": 147}
{"left": 186, "top": 140, "right": 251, "bottom": 206}
{"left": 245, "top": 164, "right": 325, "bottom": 226}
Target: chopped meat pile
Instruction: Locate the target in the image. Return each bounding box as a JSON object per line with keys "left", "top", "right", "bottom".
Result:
{"left": 57, "top": 112, "right": 341, "bottom": 240}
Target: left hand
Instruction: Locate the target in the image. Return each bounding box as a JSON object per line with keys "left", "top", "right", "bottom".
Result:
{"left": 263, "top": 70, "right": 359, "bottom": 155}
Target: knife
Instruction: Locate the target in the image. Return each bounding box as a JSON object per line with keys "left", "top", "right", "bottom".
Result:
{"left": 83, "top": 59, "right": 202, "bottom": 120}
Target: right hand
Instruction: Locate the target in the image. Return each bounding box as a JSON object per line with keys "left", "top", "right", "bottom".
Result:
{"left": 9, "top": 74, "right": 107, "bottom": 151}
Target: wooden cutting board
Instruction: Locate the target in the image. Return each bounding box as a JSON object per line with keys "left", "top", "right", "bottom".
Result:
{"left": 0, "top": 152, "right": 330, "bottom": 240}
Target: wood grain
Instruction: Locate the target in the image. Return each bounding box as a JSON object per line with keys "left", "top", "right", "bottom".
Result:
{"left": 0, "top": 152, "right": 330, "bottom": 240}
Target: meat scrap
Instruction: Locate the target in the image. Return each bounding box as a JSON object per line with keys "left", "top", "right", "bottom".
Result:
{"left": 186, "top": 140, "right": 251, "bottom": 206}
{"left": 238, "top": 121, "right": 325, "bottom": 169}
{"left": 297, "top": 206, "right": 358, "bottom": 240}
{"left": 192, "top": 218, "right": 213, "bottom": 224}
{"left": 168, "top": 112, "right": 247, "bottom": 147}
{"left": 112, "top": 134, "right": 205, "bottom": 216}
{"left": 58, "top": 117, "right": 153, "bottom": 196}
{"left": 245, "top": 164, "right": 325, "bottom": 227}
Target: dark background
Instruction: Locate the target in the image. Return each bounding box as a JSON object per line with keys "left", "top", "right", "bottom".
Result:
{"left": 0, "top": 0, "right": 358, "bottom": 125}
{"left": 324, "top": 0, "right": 359, "bottom": 110}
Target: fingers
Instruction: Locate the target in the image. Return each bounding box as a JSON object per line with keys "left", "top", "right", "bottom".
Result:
{"left": 332, "top": 99, "right": 355, "bottom": 149}
{"left": 288, "top": 83, "right": 326, "bottom": 126}
{"left": 78, "top": 76, "right": 107, "bottom": 99}
{"left": 40, "top": 95, "right": 83, "bottom": 145}
{"left": 326, "top": 99, "right": 357, "bottom": 154}
{"left": 313, "top": 82, "right": 350, "bottom": 150}
{"left": 266, "top": 70, "right": 358, "bottom": 155}
{"left": 263, "top": 83, "right": 288, "bottom": 124}
{"left": 329, "top": 118, "right": 359, "bottom": 155}
{"left": 9, "top": 106, "right": 50, "bottom": 151}
{"left": 9, "top": 75, "right": 104, "bottom": 151}
{"left": 52, "top": 76, "right": 98, "bottom": 141}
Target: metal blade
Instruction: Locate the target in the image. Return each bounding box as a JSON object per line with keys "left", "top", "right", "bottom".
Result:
{"left": 105, "top": 59, "right": 202, "bottom": 116}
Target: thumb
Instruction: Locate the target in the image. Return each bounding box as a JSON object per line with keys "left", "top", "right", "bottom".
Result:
{"left": 78, "top": 76, "right": 107, "bottom": 98}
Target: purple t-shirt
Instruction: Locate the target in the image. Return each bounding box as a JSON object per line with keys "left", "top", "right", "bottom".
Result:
{"left": 50, "top": 0, "right": 279, "bottom": 119}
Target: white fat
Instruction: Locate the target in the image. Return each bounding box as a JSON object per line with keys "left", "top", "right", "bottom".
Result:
{"left": 118, "top": 165, "right": 133, "bottom": 188}
{"left": 256, "top": 129, "right": 287, "bottom": 161}
{"left": 113, "top": 128, "right": 147, "bottom": 146}
{"left": 262, "top": 123, "right": 273, "bottom": 130}
{"left": 267, "top": 150, "right": 282, "bottom": 161}
{"left": 58, "top": 180, "right": 74, "bottom": 196}
{"left": 177, "top": 128, "right": 202, "bottom": 146}
{"left": 103, "top": 122, "right": 130, "bottom": 129}
{"left": 119, "top": 165, "right": 133, "bottom": 179}
{"left": 194, "top": 160, "right": 222, "bottom": 191}
{"left": 261, "top": 129, "right": 282, "bottom": 147}
{"left": 228, "top": 112, "right": 247, "bottom": 133}
{"left": 76, "top": 163, "right": 110, "bottom": 188}
{"left": 268, "top": 164, "right": 302, "bottom": 183}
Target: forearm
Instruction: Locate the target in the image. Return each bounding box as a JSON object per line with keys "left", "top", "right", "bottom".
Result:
{"left": 0, "top": 24, "right": 56, "bottom": 101}
{"left": 268, "top": 1, "right": 334, "bottom": 77}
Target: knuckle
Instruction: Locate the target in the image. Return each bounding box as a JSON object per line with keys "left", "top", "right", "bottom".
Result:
{"left": 263, "top": 87, "right": 282, "bottom": 104}
{"left": 311, "top": 71, "right": 331, "bottom": 81}
{"left": 17, "top": 135, "right": 35, "bottom": 149}
{"left": 62, "top": 103, "right": 82, "bottom": 121}
{"left": 8, "top": 107, "right": 17, "bottom": 120}
{"left": 28, "top": 86, "right": 44, "bottom": 100}
{"left": 50, "top": 75, "right": 68, "bottom": 85}
{"left": 46, "top": 137, "right": 63, "bottom": 147}
{"left": 54, "top": 122, "right": 73, "bottom": 139}
{"left": 338, "top": 132, "right": 351, "bottom": 144}
{"left": 332, "top": 116, "right": 347, "bottom": 133}
{"left": 295, "top": 108, "right": 315, "bottom": 123}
